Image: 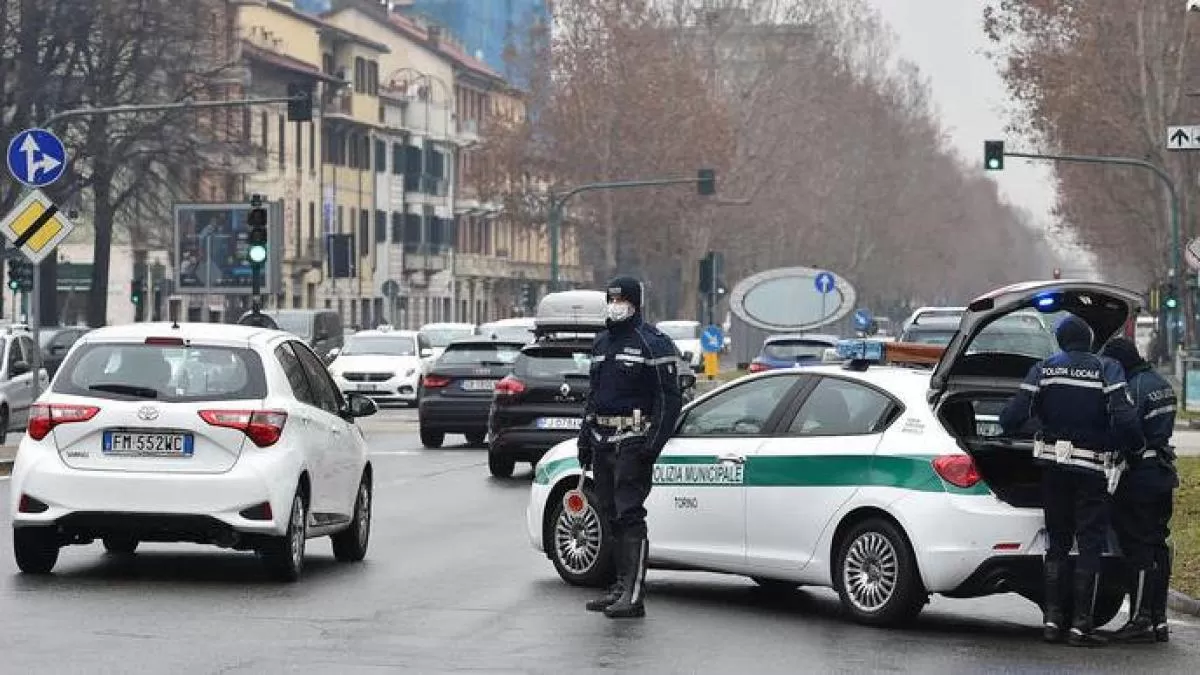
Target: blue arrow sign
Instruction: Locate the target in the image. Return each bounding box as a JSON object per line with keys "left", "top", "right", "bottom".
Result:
{"left": 7, "top": 128, "right": 67, "bottom": 188}
{"left": 853, "top": 308, "right": 873, "bottom": 330}
{"left": 814, "top": 271, "right": 835, "bottom": 295}
{"left": 701, "top": 324, "right": 725, "bottom": 353}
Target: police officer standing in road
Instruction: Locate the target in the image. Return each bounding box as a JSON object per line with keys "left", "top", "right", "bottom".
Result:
{"left": 1101, "top": 337, "right": 1179, "bottom": 644}
{"left": 577, "top": 276, "right": 683, "bottom": 619}
{"left": 1000, "top": 315, "right": 1142, "bottom": 647}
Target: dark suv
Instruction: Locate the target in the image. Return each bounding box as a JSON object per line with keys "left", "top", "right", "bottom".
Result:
{"left": 418, "top": 337, "right": 525, "bottom": 449}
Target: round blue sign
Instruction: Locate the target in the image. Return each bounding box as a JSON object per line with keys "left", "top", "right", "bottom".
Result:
{"left": 814, "top": 271, "right": 835, "bottom": 294}
{"left": 853, "top": 308, "right": 873, "bottom": 329}
{"left": 7, "top": 128, "right": 67, "bottom": 188}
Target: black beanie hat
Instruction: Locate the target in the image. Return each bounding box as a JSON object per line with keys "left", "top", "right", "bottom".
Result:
{"left": 606, "top": 276, "right": 643, "bottom": 311}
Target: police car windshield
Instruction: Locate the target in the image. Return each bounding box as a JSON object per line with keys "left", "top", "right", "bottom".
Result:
{"left": 763, "top": 340, "right": 832, "bottom": 361}
{"left": 658, "top": 323, "right": 699, "bottom": 340}
{"left": 515, "top": 346, "right": 592, "bottom": 379}
{"left": 341, "top": 336, "right": 416, "bottom": 356}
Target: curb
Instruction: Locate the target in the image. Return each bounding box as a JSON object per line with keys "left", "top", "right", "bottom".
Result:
{"left": 1169, "top": 589, "right": 1200, "bottom": 617}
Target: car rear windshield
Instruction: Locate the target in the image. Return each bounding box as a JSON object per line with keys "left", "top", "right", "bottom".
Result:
{"left": 515, "top": 345, "right": 592, "bottom": 379}
{"left": 659, "top": 323, "right": 699, "bottom": 340}
{"left": 342, "top": 335, "right": 416, "bottom": 356}
{"left": 270, "top": 313, "right": 313, "bottom": 338}
{"left": 53, "top": 343, "right": 268, "bottom": 402}
{"left": 437, "top": 342, "right": 523, "bottom": 366}
{"left": 422, "top": 328, "right": 474, "bottom": 347}
{"left": 763, "top": 340, "right": 831, "bottom": 361}
{"left": 904, "top": 329, "right": 956, "bottom": 346}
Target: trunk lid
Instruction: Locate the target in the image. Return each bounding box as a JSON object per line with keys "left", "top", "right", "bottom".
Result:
{"left": 928, "top": 280, "right": 1143, "bottom": 403}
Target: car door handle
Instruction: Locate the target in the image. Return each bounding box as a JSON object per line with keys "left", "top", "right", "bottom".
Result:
{"left": 717, "top": 453, "right": 745, "bottom": 465}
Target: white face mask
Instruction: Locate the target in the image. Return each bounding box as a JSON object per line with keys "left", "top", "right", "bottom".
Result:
{"left": 605, "top": 301, "right": 634, "bottom": 322}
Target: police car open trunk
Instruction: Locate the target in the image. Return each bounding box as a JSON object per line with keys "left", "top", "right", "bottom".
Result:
{"left": 929, "top": 281, "right": 1143, "bottom": 508}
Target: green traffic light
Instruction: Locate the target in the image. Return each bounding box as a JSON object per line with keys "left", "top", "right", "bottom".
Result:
{"left": 987, "top": 159, "right": 1001, "bottom": 169}
{"left": 248, "top": 245, "right": 267, "bottom": 264}
{"left": 1166, "top": 298, "right": 1179, "bottom": 309}
{"left": 7, "top": 280, "right": 18, "bottom": 291}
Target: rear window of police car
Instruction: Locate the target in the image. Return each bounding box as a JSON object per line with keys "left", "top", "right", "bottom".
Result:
{"left": 54, "top": 343, "right": 268, "bottom": 402}
{"left": 515, "top": 345, "right": 592, "bottom": 380}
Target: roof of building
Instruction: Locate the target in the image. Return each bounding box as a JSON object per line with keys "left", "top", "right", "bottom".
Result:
{"left": 237, "top": 0, "right": 390, "bottom": 52}
{"left": 241, "top": 41, "right": 344, "bottom": 84}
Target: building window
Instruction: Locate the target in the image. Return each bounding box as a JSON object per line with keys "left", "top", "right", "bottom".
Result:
{"left": 260, "top": 111, "right": 269, "bottom": 152}
{"left": 367, "top": 61, "right": 379, "bottom": 95}
{"left": 375, "top": 139, "right": 386, "bottom": 173}
{"left": 404, "top": 213, "right": 421, "bottom": 250}
{"left": 241, "top": 107, "right": 251, "bottom": 146}
{"left": 354, "top": 57, "right": 366, "bottom": 93}
{"left": 375, "top": 210, "right": 386, "bottom": 244}
{"left": 295, "top": 120, "right": 303, "bottom": 170}
{"left": 322, "top": 52, "right": 335, "bottom": 75}
{"left": 360, "top": 136, "right": 371, "bottom": 170}
{"left": 337, "top": 206, "right": 343, "bottom": 234}
{"left": 359, "top": 209, "right": 370, "bottom": 256}
{"left": 308, "top": 202, "right": 316, "bottom": 243}
{"left": 295, "top": 199, "right": 302, "bottom": 251}
{"left": 391, "top": 212, "right": 402, "bottom": 243}
{"left": 309, "top": 123, "right": 316, "bottom": 171}
{"left": 392, "top": 143, "right": 403, "bottom": 174}
{"left": 277, "top": 114, "right": 285, "bottom": 167}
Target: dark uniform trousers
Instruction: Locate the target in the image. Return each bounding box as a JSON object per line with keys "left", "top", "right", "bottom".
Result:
{"left": 590, "top": 436, "right": 655, "bottom": 542}
{"left": 1042, "top": 468, "right": 1110, "bottom": 574}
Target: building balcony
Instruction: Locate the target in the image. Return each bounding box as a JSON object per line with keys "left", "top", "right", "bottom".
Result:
{"left": 455, "top": 253, "right": 512, "bottom": 279}
{"left": 404, "top": 174, "right": 449, "bottom": 204}
{"left": 454, "top": 117, "right": 481, "bottom": 147}
{"left": 402, "top": 244, "right": 451, "bottom": 273}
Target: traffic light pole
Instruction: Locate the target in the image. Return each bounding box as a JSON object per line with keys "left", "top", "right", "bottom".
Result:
{"left": 547, "top": 173, "right": 716, "bottom": 291}
{"left": 1003, "top": 150, "right": 1185, "bottom": 350}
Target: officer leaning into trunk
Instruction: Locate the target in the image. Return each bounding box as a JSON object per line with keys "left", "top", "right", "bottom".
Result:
{"left": 1101, "top": 337, "right": 1179, "bottom": 644}
{"left": 1000, "top": 315, "right": 1142, "bottom": 647}
{"left": 577, "top": 276, "right": 683, "bottom": 619}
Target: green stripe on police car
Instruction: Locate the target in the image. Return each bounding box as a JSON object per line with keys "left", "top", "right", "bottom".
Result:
{"left": 535, "top": 454, "right": 990, "bottom": 496}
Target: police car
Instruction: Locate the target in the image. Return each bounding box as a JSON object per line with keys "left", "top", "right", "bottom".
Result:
{"left": 526, "top": 280, "right": 1142, "bottom": 627}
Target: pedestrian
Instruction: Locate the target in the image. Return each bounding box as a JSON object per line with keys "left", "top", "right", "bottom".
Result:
{"left": 1100, "top": 337, "right": 1178, "bottom": 644}
{"left": 577, "top": 276, "right": 683, "bottom": 619}
{"left": 999, "top": 315, "right": 1142, "bottom": 647}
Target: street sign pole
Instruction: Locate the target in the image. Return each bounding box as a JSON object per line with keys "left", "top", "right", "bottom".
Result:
{"left": 30, "top": 261, "right": 40, "bottom": 400}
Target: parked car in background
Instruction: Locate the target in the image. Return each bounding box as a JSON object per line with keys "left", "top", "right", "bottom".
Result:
{"left": 749, "top": 334, "right": 841, "bottom": 372}
{"left": 657, "top": 320, "right": 703, "bottom": 372}
{"left": 900, "top": 306, "right": 966, "bottom": 333}
{"left": 418, "top": 336, "right": 525, "bottom": 449}
{"left": 478, "top": 317, "right": 537, "bottom": 343}
{"left": 0, "top": 329, "right": 50, "bottom": 444}
{"left": 38, "top": 326, "right": 90, "bottom": 379}
{"left": 418, "top": 322, "right": 476, "bottom": 374}
{"left": 242, "top": 309, "right": 344, "bottom": 363}
{"left": 327, "top": 327, "right": 424, "bottom": 407}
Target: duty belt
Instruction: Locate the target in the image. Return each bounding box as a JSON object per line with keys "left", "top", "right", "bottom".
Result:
{"left": 589, "top": 414, "right": 649, "bottom": 443}
{"left": 1033, "top": 439, "right": 1124, "bottom": 494}
{"left": 595, "top": 415, "right": 639, "bottom": 427}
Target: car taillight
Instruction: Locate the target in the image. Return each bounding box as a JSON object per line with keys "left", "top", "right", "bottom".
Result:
{"left": 422, "top": 375, "right": 450, "bottom": 388}
{"left": 495, "top": 376, "right": 526, "bottom": 397}
{"left": 748, "top": 362, "right": 769, "bottom": 373}
{"left": 932, "top": 454, "right": 981, "bottom": 488}
{"left": 198, "top": 409, "right": 288, "bottom": 447}
{"left": 27, "top": 403, "right": 100, "bottom": 441}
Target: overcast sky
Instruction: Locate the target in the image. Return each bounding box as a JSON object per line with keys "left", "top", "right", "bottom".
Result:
{"left": 865, "top": 0, "right": 1070, "bottom": 248}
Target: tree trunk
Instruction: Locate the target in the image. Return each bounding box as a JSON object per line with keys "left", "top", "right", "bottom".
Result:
{"left": 88, "top": 178, "right": 114, "bottom": 327}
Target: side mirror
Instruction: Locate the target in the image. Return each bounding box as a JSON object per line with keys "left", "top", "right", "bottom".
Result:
{"left": 420, "top": 348, "right": 433, "bottom": 358}
{"left": 344, "top": 393, "right": 378, "bottom": 418}
{"left": 327, "top": 348, "right": 341, "bottom": 359}
{"left": 10, "top": 360, "right": 30, "bottom": 376}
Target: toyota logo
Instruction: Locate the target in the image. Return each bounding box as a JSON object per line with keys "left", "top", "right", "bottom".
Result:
{"left": 137, "top": 405, "right": 160, "bottom": 421}
{"left": 559, "top": 383, "right": 571, "bottom": 397}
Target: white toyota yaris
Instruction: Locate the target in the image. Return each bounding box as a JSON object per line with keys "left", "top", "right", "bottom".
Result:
{"left": 527, "top": 281, "right": 1142, "bottom": 627}
{"left": 9, "top": 322, "right": 378, "bottom": 581}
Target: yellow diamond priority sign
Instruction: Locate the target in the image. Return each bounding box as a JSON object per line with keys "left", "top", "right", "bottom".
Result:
{"left": 0, "top": 189, "right": 74, "bottom": 265}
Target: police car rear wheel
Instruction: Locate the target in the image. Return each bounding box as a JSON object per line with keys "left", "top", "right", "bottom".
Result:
{"left": 835, "top": 518, "right": 926, "bottom": 626}
{"left": 548, "top": 484, "right": 614, "bottom": 587}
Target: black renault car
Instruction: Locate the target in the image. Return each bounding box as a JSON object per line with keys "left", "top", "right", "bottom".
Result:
{"left": 418, "top": 336, "right": 525, "bottom": 449}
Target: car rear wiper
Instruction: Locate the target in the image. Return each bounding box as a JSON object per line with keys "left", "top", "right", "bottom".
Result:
{"left": 478, "top": 360, "right": 511, "bottom": 367}
{"left": 88, "top": 383, "right": 160, "bottom": 399}
{"left": 563, "top": 373, "right": 590, "bottom": 379}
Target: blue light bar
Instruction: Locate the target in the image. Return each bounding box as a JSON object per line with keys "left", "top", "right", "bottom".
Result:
{"left": 835, "top": 339, "right": 885, "bottom": 362}
{"left": 1033, "top": 292, "right": 1059, "bottom": 311}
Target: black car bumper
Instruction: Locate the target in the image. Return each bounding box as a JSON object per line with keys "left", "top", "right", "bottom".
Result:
{"left": 419, "top": 398, "right": 492, "bottom": 433}
{"left": 944, "top": 554, "right": 1128, "bottom": 600}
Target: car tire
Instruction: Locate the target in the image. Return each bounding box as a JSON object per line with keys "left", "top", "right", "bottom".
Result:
{"left": 547, "top": 482, "right": 615, "bottom": 588}
{"left": 465, "top": 432, "right": 486, "bottom": 448}
{"left": 488, "top": 453, "right": 515, "bottom": 478}
{"left": 751, "top": 577, "right": 802, "bottom": 593}
{"left": 0, "top": 405, "right": 9, "bottom": 446}
{"left": 14, "top": 527, "right": 59, "bottom": 574}
{"left": 331, "top": 473, "right": 372, "bottom": 563}
{"left": 420, "top": 427, "right": 444, "bottom": 449}
{"left": 262, "top": 490, "right": 307, "bottom": 582}
{"left": 102, "top": 536, "right": 139, "bottom": 555}
{"left": 834, "top": 517, "right": 927, "bottom": 626}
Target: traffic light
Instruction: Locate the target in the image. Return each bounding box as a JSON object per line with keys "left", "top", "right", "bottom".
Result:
{"left": 287, "top": 82, "right": 313, "bottom": 122}
{"left": 520, "top": 282, "right": 533, "bottom": 310}
{"left": 698, "top": 251, "right": 724, "bottom": 294}
{"left": 697, "top": 168, "right": 716, "bottom": 196}
{"left": 7, "top": 259, "right": 20, "bottom": 292}
{"left": 1052, "top": 268, "right": 1062, "bottom": 280}
{"left": 984, "top": 140, "right": 1005, "bottom": 170}
{"left": 247, "top": 200, "right": 268, "bottom": 266}
{"left": 130, "top": 278, "right": 145, "bottom": 306}
{"left": 18, "top": 260, "right": 32, "bottom": 292}
{"left": 1163, "top": 283, "right": 1179, "bottom": 310}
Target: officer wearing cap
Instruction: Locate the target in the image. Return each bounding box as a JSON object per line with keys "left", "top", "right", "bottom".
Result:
{"left": 999, "top": 315, "right": 1141, "bottom": 647}
{"left": 577, "top": 275, "right": 683, "bottom": 619}
{"left": 1101, "top": 337, "right": 1178, "bottom": 644}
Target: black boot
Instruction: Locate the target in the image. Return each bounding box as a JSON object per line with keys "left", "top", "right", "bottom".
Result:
{"left": 585, "top": 548, "right": 626, "bottom": 612}
{"left": 604, "top": 535, "right": 647, "bottom": 619}
{"left": 1152, "top": 550, "right": 1172, "bottom": 643}
{"left": 1067, "top": 570, "right": 1108, "bottom": 647}
{"left": 1042, "top": 560, "right": 1069, "bottom": 643}
{"left": 1112, "top": 568, "right": 1155, "bottom": 643}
